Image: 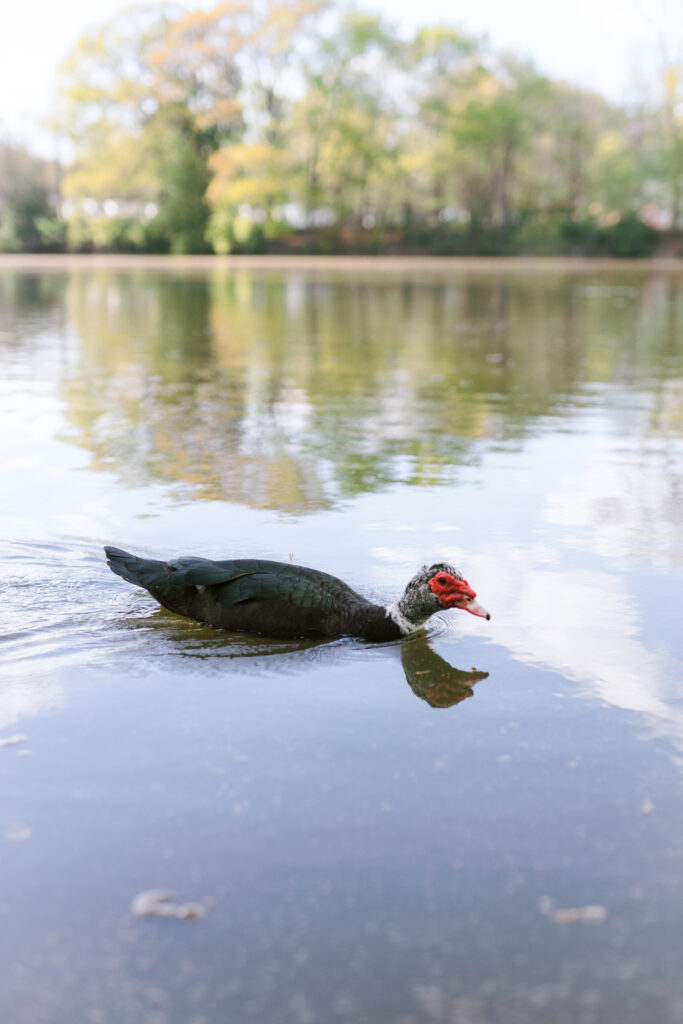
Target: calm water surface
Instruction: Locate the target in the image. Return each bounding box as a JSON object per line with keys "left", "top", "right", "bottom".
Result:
{"left": 1, "top": 265, "right": 682, "bottom": 1023}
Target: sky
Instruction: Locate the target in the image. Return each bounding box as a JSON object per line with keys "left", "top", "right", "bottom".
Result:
{"left": 1, "top": 0, "right": 681, "bottom": 158}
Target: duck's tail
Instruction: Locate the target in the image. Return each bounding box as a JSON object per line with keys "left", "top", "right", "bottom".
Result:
{"left": 104, "top": 546, "right": 168, "bottom": 591}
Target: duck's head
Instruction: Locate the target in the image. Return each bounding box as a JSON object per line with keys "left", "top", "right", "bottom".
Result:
{"left": 393, "top": 563, "right": 490, "bottom": 632}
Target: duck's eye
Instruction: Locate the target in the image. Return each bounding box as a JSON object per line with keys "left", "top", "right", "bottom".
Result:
{"left": 437, "top": 575, "right": 448, "bottom": 584}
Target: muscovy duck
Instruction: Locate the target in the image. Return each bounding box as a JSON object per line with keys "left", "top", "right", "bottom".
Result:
{"left": 104, "top": 546, "right": 490, "bottom": 641}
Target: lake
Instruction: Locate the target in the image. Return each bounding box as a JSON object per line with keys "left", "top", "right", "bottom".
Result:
{"left": 1, "top": 260, "right": 682, "bottom": 1023}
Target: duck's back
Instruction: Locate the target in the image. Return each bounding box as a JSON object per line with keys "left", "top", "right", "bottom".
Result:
{"left": 185, "top": 557, "right": 366, "bottom": 637}
{"left": 105, "top": 548, "right": 398, "bottom": 639}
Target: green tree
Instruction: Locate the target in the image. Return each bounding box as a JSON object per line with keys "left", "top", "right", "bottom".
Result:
{"left": 517, "top": 83, "right": 612, "bottom": 218}
{"left": 56, "top": 2, "right": 242, "bottom": 251}
{"left": 399, "top": 25, "right": 479, "bottom": 224}
{"left": 649, "top": 66, "right": 683, "bottom": 228}
{"left": 449, "top": 60, "right": 551, "bottom": 249}
{"left": 286, "top": 13, "right": 406, "bottom": 234}
{"left": 203, "top": 0, "right": 328, "bottom": 251}
{"left": 0, "top": 143, "right": 61, "bottom": 252}
{"left": 50, "top": 0, "right": 677, "bottom": 255}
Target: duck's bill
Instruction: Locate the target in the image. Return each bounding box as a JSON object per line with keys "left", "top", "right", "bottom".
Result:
{"left": 465, "top": 599, "right": 490, "bottom": 620}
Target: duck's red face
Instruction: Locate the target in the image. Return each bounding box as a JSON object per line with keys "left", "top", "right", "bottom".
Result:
{"left": 428, "top": 570, "right": 490, "bottom": 620}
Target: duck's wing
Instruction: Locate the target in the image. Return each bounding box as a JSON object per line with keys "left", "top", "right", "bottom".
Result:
{"left": 167, "top": 556, "right": 269, "bottom": 589}
{"left": 167, "top": 557, "right": 357, "bottom": 611}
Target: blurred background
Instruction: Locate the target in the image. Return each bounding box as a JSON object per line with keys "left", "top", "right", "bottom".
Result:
{"left": 1, "top": 0, "right": 682, "bottom": 257}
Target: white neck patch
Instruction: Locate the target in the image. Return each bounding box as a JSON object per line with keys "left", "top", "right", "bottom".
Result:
{"left": 385, "top": 602, "right": 420, "bottom": 635}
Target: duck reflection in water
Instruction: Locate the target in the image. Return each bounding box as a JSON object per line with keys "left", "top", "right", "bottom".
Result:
{"left": 118, "top": 609, "right": 488, "bottom": 709}
{"left": 400, "top": 635, "right": 489, "bottom": 708}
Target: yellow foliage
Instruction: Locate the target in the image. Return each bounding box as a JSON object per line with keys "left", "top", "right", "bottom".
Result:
{"left": 595, "top": 131, "right": 624, "bottom": 159}
{"left": 195, "top": 99, "right": 243, "bottom": 132}
{"left": 62, "top": 131, "right": 159, "bottom": 201}
{"left": 665, "top": 67, "right": 679, "bottom": 101}
{"left": 207, "top": 143, "right": 290, "bottom": 208}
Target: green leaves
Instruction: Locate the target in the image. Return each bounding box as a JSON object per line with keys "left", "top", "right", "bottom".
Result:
{"left": 40, "top": 0, "right": 681, "bottom": 255}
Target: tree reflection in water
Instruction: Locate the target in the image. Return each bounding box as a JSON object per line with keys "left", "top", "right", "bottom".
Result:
{"left": 14, "top": 268, "right": 674, "bottom": 515}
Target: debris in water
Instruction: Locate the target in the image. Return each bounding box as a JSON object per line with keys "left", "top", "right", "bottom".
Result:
{"left": 131, "top": 890, "right": 205, "bottom": 920}
{"left": 540, "top": 896, "right": 607, "bottom": 924}
{"left": 551, "top": 905, "right": 607, "bottom": 925}
{"left": 6, "top": 823, "right": 32, "bottom": 842}
{"left": 0, "top": 735, "right": 26, "bottom": 748}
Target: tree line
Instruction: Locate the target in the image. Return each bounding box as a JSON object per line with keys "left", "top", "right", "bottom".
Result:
{"left": 2, "top": 0, "right": 682, "bottom": 257}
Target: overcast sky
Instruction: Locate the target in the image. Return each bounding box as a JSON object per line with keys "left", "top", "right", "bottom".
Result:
{"left": 2, "top": 0, "right": 681, "bottom": 158}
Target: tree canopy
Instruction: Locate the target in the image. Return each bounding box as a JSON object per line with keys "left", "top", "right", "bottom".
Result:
{"left": 2, "top": 0, "right": 682, "bottom": 255}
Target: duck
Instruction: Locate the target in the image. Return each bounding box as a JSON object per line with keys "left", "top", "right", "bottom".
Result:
{"left": 104, "top": 546, "right": 490, "bottom": 642}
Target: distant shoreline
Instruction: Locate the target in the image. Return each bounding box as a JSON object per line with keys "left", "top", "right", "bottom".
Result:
{"left": 1, "top": 253, "right": 683, "bottom": 273}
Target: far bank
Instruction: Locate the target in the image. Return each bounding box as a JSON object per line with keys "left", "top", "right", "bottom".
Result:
{"left": 2, "top": 253, "right": 683, "bottom": 274}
